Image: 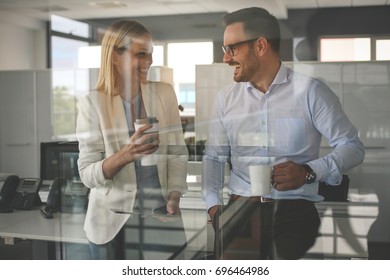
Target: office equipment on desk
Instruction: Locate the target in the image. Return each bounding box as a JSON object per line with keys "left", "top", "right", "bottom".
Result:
{"left": 61, "top": 180, "right": 89, "bottom": 213}
{"left": 40, "top": 177, "right": 62, "bottom": 219}
{"left": 10, "top": 178, "right": 42, "bottom": 210}
{"left": 39, "top": 178, "right": 70, "bottom": 204}
{"left": 0, "top": 173, "right": 19, "bottom": 213}
{"left": 40, "top": 142, "right": 89, "bottom": 216}
{"left": 40, "top": 141, "right": 80, "bottom": 180}
{"left": 40, "top": 178, "right": 89, "bottom": 219}
{"left": 0, "top": 174, "right": 42, "bottom": 211}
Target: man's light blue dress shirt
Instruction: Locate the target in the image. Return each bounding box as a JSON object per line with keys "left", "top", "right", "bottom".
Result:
{"left": 202, "top": 63, "right": 365, "bottom": 210}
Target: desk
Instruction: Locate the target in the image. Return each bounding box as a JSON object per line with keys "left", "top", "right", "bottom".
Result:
{"left": 0, "top": 209, "right": 89, "bottom": 259}
{"left": 0, "top": 208, "right": 208, "bottom": 260}
{"left": 0, "top": 210, "right": 87, "bottom": 243}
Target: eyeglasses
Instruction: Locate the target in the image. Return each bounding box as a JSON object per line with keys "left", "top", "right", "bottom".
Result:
{"left": 222, "top": 38, "right": 258, "bottom": 56}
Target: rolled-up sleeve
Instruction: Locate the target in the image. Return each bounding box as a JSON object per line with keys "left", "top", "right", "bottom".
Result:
{"left": 308, "top": 81, "right": 365, "bottom": 185}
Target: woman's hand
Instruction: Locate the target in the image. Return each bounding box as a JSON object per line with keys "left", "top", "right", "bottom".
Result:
{"left": 126, "top": 124, "right": 160, "bottom": 161}
{"left": 166, "top": 191, "right": 182, "bottom": 215}
{"left": 154, "top": 191, "right": 182, "bottom": 223}
{"left": 102, "top": 124, "right": 159, "bottom": 179}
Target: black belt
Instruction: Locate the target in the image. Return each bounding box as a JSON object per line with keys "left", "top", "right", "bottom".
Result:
{"left": 229, "top": 194, "right": 274, "bottom": 203}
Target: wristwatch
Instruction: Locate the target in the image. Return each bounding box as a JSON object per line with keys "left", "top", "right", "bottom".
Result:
{"left": 303, "top": 164, "right": 316, "bottom": 184}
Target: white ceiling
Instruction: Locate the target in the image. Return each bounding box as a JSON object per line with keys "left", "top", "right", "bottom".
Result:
{"left": 0, "top": 0, "right": 389, "bottom": 21}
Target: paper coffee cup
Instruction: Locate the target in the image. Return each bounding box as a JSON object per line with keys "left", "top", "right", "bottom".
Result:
{"left": 249, "top": 165, "right": 272, "bottom": 196}
{"left": 134, "top": 117, "right": 159, "bottom": 166}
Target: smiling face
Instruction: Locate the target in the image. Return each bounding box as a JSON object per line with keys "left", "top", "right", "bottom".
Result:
{"left": 223, "top": 22, "right": 260, "bottom": 83}
{"left": 114, "top": 33, "right": 153, "bottom": 85}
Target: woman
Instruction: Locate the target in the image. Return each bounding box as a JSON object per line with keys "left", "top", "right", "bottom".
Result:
{"left": 76, "top": 20, "right": 188, "bottom": 259}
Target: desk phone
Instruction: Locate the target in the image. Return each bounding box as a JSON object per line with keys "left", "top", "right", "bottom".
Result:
{"left": 10, "top": 178, "right": 42, "bottom": 210}
{"left": 40, "top": 178, "right": 89, "bottom": 218}
{"left": 61, "top": 181, "right": 89, "bottom": 213}
{"left": 0, "top": 174, "right": 19, "bottom": 212}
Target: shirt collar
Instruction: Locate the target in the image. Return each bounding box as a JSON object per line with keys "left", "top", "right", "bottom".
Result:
{"left": 246, "top": 62, "right": 289, "bottom": 91}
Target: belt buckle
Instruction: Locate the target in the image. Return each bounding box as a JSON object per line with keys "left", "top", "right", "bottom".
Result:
{"left": 260, "top": 197, "right": 273, "bottom": 203}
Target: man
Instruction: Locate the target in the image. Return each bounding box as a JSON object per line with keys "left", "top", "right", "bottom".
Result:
{"left": 202, "top": 7, "right": 365, "bottom": 259}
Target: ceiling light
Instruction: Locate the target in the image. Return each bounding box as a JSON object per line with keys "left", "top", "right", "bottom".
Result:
{"left": 154, "top": 0, "right": 192, "bottom": 2}
{"left": 89, "top": 1, "right": 127, "bottom": 8}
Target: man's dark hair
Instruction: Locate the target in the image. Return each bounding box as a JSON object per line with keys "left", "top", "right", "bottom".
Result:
{"left": 223, "top": 7, "right": 280, "bottom": 53}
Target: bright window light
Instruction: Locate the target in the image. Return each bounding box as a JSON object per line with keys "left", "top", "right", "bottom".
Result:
{"left": 376, "top": 39, "right": 390, "bottom": 61}
{"left": 77, "top": 45, "right": 164, "bottom": 68}
{"left": 51, "top": 14, "right": 90, "bottom": 38}
{"left": 167, "top": 42, "right": 213, "bottom": 113}
{"left": 78, "top": 46, "right": 101, "bottom": 68}
{"left": 320, "top": 38, "right": 370, "bottom": 62}
{"left": 168, "top": 42, "right": 213, "bottom": 83}
{"left": 152, "top": 45, "right": 164, "bottom": 66}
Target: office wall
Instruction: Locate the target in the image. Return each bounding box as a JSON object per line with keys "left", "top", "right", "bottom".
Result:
{"left": 0, "top": 12, "right": 48, "bottom": 178}
{"left": 0, "top": 70, "right": 53, "bottom": 177}
{"left": 0, "top": 10, "right": 47, "bottom": 71}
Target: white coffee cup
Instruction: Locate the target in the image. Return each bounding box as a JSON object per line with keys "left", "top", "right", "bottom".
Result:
{"left": 249, "top": 164, "right": 273, "bottom": 196}
{"left": 134, "top": 117, "right": 159, "bottom": 166}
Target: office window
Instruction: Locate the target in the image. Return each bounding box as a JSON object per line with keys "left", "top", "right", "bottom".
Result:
{"left": 167, "top": 42, "right": 213, "bottom": 115}
{"left": 179, "top": 83, "right": 196, "bottom": 109}
{"left": 152, "top": 45, "right": 164, "bottom": 66}
{"left": 76, "top": 44, "right": 164, "bottom": 69}
{"left": 51, "top": 15, "right": 90, "bottom": 38}
{"left": 78, "top": 46, "right": 101, "bottom": 68}
{"left": 51, "top": 36, "right": 90, "bottom": 139}
{"left": 320, "top": 38, "right": 371, "bottom": 62}
{"left": 51, "top": 15, "right": 92, "bottom": 140}
{"left": 376, "top": 39, "right": 390, "bottom": 61}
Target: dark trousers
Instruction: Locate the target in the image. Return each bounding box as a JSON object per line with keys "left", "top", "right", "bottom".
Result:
{"left": 214, "top": 197, "right": 321, "bottom": 260}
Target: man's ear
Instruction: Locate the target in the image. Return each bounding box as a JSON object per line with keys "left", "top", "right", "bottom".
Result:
{"left": 255, "top": 37, "right": 269, "bottom": 56}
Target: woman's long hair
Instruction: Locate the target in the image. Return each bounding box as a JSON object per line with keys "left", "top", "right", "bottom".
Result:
{"left": 95, "top": 20, "right": 151, "bottom": 96}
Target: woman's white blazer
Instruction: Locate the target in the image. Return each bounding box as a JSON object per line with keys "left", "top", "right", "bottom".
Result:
{"left": 76, "top": 81, "right": 188, "bottom": 244}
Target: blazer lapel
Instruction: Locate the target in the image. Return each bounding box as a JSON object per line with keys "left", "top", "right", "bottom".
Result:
{"left": 105, "top": 94, "right": 129, "bottom": 149}
{"left": 141, "top": 82, "right": 163, "bottom": 117}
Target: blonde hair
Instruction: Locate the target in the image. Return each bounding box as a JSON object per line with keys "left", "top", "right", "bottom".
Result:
{"left": 95, "top": 20, "right": 151, "bottom": 96}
